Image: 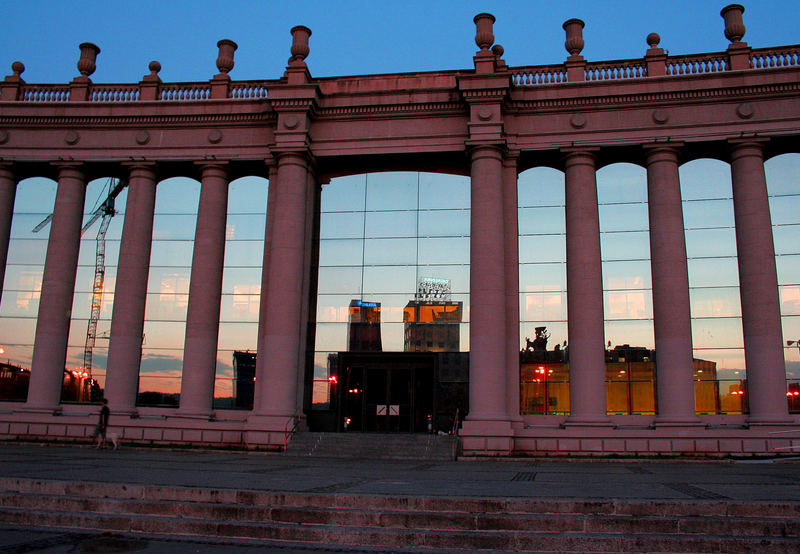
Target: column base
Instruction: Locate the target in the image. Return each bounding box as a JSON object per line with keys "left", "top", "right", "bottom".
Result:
{"left": 653, "top": 416, "right": 704, "bottom": 428}
{"left": 562, "top": 415, "right": 614, "bottom": 428}
{"left": 18, "top": 405, "right": 62, "bottom": 416}
{"left": 747, "top": 415, "right": 795, "bottom": 426}
{"left": 244, "top": 413, "right": 297, "bottom": 450}
{"left": 460, "top": 417, "right": 514, "bottom": 456}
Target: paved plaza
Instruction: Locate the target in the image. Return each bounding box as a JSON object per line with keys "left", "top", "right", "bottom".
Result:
{"left": 2, "top": 443, "right": 800, "bottom": 552}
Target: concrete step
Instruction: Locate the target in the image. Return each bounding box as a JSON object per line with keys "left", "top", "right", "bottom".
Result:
{"left": 284, "top": 431, "right": 457, "bottom": 460}
{"left": 1, "top": 478, "right": 800, "bottom": 552}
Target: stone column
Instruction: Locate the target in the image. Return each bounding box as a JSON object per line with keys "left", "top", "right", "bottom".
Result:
{"left": 0, "top": 165, "right": 17, "bottom": 306}
{"left": 502, "top": 153, "right": 522, "bottom": 426}
{"left": 26, "top": 164, "right": 86, "bottom": 411}
{"left": 250, "top": 152, "right": 312, "bottom": 432}
{"left": 729, "top": 140, "right": 790, "bottom": 423}
{"left": 645, "top": 145, "right": 699, "bottom": 424}
{"left": 179, "top": 163, "right": 229, "bottom": 416}
{"left": 463, "top": 145, "right": 512, "bottom": 444}
{"left": 254, "top": 164, "right": 279, "bottom": 414}
{"left": 563, "top": 150, "right": 609, "bottom": 425}
{"left": 105, "top": 165, "right": 158, "bottom": 414}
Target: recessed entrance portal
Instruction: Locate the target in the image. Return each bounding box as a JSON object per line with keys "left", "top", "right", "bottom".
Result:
{"left": 339, "top": 354, "right": 434, "bottom": 433}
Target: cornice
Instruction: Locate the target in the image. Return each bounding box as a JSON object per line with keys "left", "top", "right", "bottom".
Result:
{"left": 316, "top": 101, "right": 466, "bottom": 119}
{"left": 0, "top": 111, "right": 276, "bottom": 128}
{"left": 508, "top": 80, "right": 800, "bottom": 112}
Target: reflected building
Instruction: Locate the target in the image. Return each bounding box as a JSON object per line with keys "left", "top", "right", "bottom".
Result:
{"left": 232, "top": 351, "right": 256, "bottom": 409}
{"left": 404, "top": 279, "right": 462, "bottom": 352}
{"left": 348, "top": 300, "right": 382, "bottom": 352}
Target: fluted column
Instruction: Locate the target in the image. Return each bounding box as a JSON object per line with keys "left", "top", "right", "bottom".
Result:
{"left": 729, "top": 140, "right": 790, "bottom": 424}
{"left": 0, "top": 165, "right": 17, "bottom": 307}
{"left": 465, "top": 145, "right": 509, "bottom": 425}
{"left": 179, "top": 163, "right": 229, "bottom": 416}
{"left": 563, "top": 150, "right": 609, "bottom": 425}
{"left": 645, "top": 145, "right": 699, "bottom": 424}
{"left": 252, "top": 153, "right": 313, "bottom": 421}
{"left": 502, "top": 153, "right": 522, "bottom": 426}
{"left": 26, "top": 164, "right": 86, "bottom": 411}
{"left": 105, "top": 164, "right": 158, "bottom": 414}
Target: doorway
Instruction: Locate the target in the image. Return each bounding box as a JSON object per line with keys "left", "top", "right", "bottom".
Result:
{"left": 338, "top": 353, "right": 434, "bottom": 433}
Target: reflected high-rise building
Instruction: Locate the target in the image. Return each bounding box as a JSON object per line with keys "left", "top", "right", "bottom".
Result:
{"left": 404, "top": 278, "right": 462, "bottom": 352}
{"left": 347, "top": 299, "right": 382, "bottom": 352}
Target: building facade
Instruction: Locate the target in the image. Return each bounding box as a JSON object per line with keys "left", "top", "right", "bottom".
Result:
{"left": 1, "top": 5, "right": 799, "bottom": 455}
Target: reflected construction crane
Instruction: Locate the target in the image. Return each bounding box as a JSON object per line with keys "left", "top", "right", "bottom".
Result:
{"left": 32, "top": 177, "right": 128, "bottom": 377}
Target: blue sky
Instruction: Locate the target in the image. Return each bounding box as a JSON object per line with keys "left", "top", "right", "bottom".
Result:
{"left": 2, "top": 1, "right": 798, "bottom": 84}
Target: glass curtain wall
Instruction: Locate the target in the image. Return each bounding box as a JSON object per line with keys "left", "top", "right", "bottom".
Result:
{"left": 213, "top": 176, "right": 267, "bottom": 409}
{"left": 312, "top": 172, "right": 471, "bottom": 410}
{"left": 766, "top": 153, "right": 800, "bottom": 412}
{"left": 0, "top": 177, "right": 126, "bottom": 403}
{"left": 518, "top": 167, "right": 568, "bottom": 415}
{"left": 597, "top": 164, "right": 655, "bottom": 415}
{"left": 0, "top": 177, "right": 58, "bottom": 401}
{"left": 139, "top": 177, "right": 200, "bottom": 406}
{"left": 680, "top": 159, "right": 746, "bottom": 413}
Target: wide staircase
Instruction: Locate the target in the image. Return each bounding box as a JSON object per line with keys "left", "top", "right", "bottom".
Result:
{"left": 284, "top": 431, "right": 457, "bottom": 460}
{"left": 1, "top": 477, "right": 799, "bottom": 552}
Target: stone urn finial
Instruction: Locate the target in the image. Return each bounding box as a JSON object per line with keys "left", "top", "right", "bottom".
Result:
{"left": 563, "top": 19, "right": 585, "bottom": 57}
{"left": 721, "top": 4, "right": 746, "bottom": 43}
{"left": 216, "top": 39, "right": 238, "bottom": 75}
{"left": 289, "top": 26, "right": 312, "bottom": 64}
{"left": 473, "top": 13, "right": 495, "bottom": 51}
{"left": 77, "top": 42, "right": 100, "bottom": 77}
{"left": 646, "top": 33, "right": 661, "bottom": 49}
{"left": 11, "top": 61, "right": 24, "bottom": 78}
{"left": 148, "top": 60, "right": 161, "bottom": 77}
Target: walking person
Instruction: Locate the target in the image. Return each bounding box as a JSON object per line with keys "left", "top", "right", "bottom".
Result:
{"left": 92, "top": 398, "right": 110, "bottom": 449}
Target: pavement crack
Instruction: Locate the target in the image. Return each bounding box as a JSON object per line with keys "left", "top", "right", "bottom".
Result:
{"left": 304, "top": 479, "right": 366, "bottom": 493}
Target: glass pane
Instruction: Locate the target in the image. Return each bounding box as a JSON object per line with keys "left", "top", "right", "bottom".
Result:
{"left": 366, "top": 172, "right": 418, "bottom": 211}
{"left": 365, "top": 211, "right": 417, "bottom": 238}
{"left": 518, "top": 167, "right": 565, "bottom": 207}
{"left": 679, "top": 159, "right": 732, "bottom": 201}
{"left": 520, "top": 263, "right": 566, "bottom": 292}
{"left": 683, "top": 199, "right": 734, "bottom": 228}
{"left": 597, "top": 163, "right": 647, "bottom": 204}
{"left": 603, "top": 260, "right": 652, "bottom": 290}
{"left": 319, "top": 239, "right": 363, "bottom": 267}
{"left": 605, "top": 320, "right": 654, "bottom": 349}
{"left": 685, "top": 228, "right": 738, "bottom": 258}
{"left": 320, "top": 212, "right": 365, "bottom": 239}
{"left": 600, "top": 231, "right": 650, "bottom": 261}
{"left": 364, "top": 238, "right": 417, "bottom": 265}
{"left": 604, "top": 290, "right": 652, "bottom": 320}
{"left": 418, "top": 237, "right": 469, "bottom": 265}
{"left": 521, "top": 292, "right": 566, "bottom": 321}
{"left": 599, "top": 203, "right": 649, "bottom": 232}
{"left": 691, "top": 318, "right": 744, "bottom": 349}
{"left": 418, "top": 210, "right": 469, "bottom": 237}
{"left": 224, "top": 241, "right": 264, "bottom": 266}
{"left": 520, "top": 235, "right": 565, "bottom": 263}
{"left": 419, "top": 173, "right": 469, "bottom": 209}
{"left": 690, "top": 287, "right": 742, "bottom": 318}
{"left": 688, "top": 258, "right": 740, "bottom": 287}
{"left": 518, "top": 207, "right": 565, "bottom": 235}
{"left": 317, "top": 267, "right": 362, "bottom": 294}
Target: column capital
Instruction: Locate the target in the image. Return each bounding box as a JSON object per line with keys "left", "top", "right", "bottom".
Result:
{"left": 728, "top": 137, "right": 769, "bottom": 158}
{"left": 467, "top": 143, "right": 505, "bottom": 161}
{"left": 194, "top": 160, "right": 229, "bottom": 180}
{"left": 561, "top": 147, "right": 599, "bottom": 169}
{"left": 643, "top": 142, "right": 684, "bottom": 164}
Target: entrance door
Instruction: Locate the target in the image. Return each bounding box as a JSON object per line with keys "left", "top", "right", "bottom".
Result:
{"left": 338, "top": 354, "right": 434, "bottom": 433}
